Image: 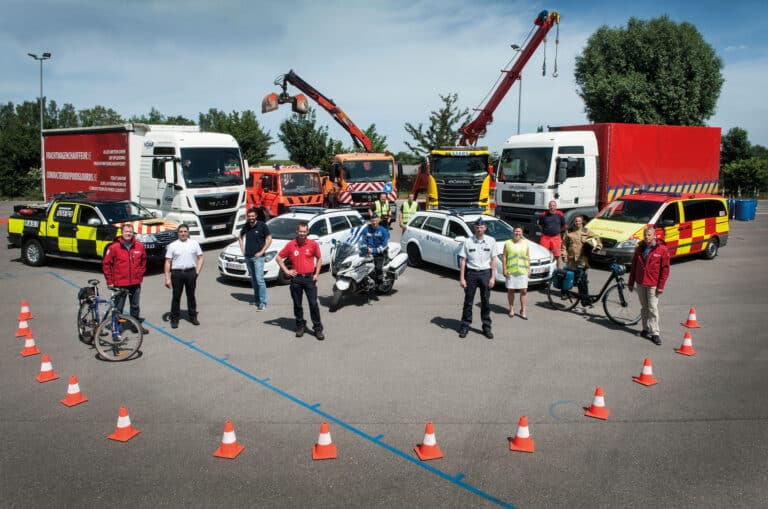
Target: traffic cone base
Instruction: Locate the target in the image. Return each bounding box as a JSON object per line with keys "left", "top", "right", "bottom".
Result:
{"left": 675, "top": 332, "right": 697, "bottom": 356}
{"left": 585, "top": 386, "right": 610, "bottom": 420}
{"left": 108, "top": 406, "right": 141, "bottom": 442}
{"left": 414, "top": 422, "right": 444, "bottom": 461}
{"left": 312, "top": 422, "right": 338, "bottom": 460}
{"left": 35, "top": 354, "right": 59, "bottom": 383}
{"left": 633, "top": 357, "right": 659, "bottom": 386}
{"left": 15, "top": 319, "right": 31, "bottom": 337}
{"left": 681, "top": 307, "right": 701, "bottom": 328}
{"left": 18, "top": 300, "right": 33, "bottom": 321}
{"left": 20, "top": 335, "right": 41, "bottom": 357}
{"left": 61, "top": 376, "right": 88, "bottom": 407}
{"left": 213, "top": 420, "right": 245, "bottom": 459}
{"left": 509, "top": 416, "right": 535, "bottom": 453}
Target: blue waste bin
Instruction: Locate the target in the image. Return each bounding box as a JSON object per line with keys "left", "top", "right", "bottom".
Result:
{"left": 735, "top": 199, "right": 757, "bottom": 221}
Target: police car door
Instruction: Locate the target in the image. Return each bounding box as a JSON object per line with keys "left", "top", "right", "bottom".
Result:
{"left": 420, "top": 216, "right": 446, "bottom": 264}
{"left": 446, "top": 219, "right": 469, "bottom": 269}
{"left": 50, "top": 202, "right": 77, "bottom": 253}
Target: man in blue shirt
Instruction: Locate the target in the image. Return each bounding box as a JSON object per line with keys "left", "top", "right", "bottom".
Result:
{"left": 364, "top": 213, "right": 389, "bottom": 284}
{"left": 239, "top": 207, "right": 272, "bottom": 310}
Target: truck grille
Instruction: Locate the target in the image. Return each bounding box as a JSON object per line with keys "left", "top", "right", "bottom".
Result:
{"left": 200, "top": 212, "right": 236, "bottom": 238}
{"left": 500, "top": 190, "right": 536, "bottom": 205}
{"left": 351, "top": 192, "right": 377, "bottom": 204}
{"left": 195, "top": 193, "right": 240, "bottom": 212}
{"left": 436, "top": 180, "right": 484, "bottom": 208}
{"left": 155, "top": 230, "right": 178, "bottom": 244}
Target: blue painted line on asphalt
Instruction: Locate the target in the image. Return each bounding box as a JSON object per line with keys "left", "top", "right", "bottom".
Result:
{"left": 548, "top": 400, "right": 574, "bottom": 421}
{"left": 48, "top": 271, "right": 515, "bottom": 508}
{"left": 259, "top": 377, "right": 270, "bottom": 383}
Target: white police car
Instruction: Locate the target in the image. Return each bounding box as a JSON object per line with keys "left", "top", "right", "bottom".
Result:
{"left": 400, "top": 209, "right": 556, "bottom": 285}
{"left": 218, "top": 207, "right": 365, "bottom": 283}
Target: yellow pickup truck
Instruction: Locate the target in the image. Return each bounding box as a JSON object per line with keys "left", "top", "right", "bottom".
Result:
{"left": 8, "top": 193, "right": 178, "bottom": 266}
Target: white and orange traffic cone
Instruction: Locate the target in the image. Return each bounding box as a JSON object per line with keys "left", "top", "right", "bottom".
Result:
{"left": 508, "top": 416, "right": 535, "bottom": 453}
{"left": 35, "top": 354, "right": 59, "bottom": 383}
{"left": 312, "top": 422, "right": 338, "bottom": 460}
{"left": 414, "top": 422, "right": 444, "bottom": 461}
{"left": 61, "top": 375, "right": 88, "bottom": 407}
{"left": 108, "top": 406, "right": 141, "bottom": 442}
{"left": 585, "top": 386, "right": 610, "bottom": 420}
{"left": 213, "top": 420, "right": 245, "bottom": 459}
{"left": 675, "top": 331, "right": 697, "bottom": 356}
{"left": 20, "top": 334, "right": 41, "bottom": 357}
{"left": 15, "top": 319, "right": 31, "bottom": 338}
{"left": 681, "top": 307, "right": 701, "bottom": 328}
{"left": 633, "top": 357, "right": 659, "bottom": 386}
{"left": 18, "top": 300, "right": 33, "bottom": 321}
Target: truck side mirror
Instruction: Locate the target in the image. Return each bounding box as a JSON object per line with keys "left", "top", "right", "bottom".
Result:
{"left": 245, "top": 173, "right": 254, "bottom": 188}
{"left": 329, "top": 163, "right": 340, "bottom": 181}
{"left": 164, "top": 160, "right": 178, "bottom": 186}
{"left": 151, "top": 159, "right": 164, "bottom": 180}
{"left": 397, "top": 162, "right": 403, "bottom": 179}
{"left": 556, "top": 159, "right": 567, "bottom": 184}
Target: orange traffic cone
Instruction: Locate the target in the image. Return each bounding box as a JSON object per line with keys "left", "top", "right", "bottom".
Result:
{"left": 312, "top": 422, "right": 338, "bottom": 460}
{"left": 60, "top": 375, "right": 88, "bottom": 407}
{"left": 585, "top": 386, "right": 610, "bottom": 420}
{"left": 675, "top": 331, "right": 697, "bottom": 356}
{"left": 633, "top": 357, "right": 659, "bottom": 386}
{"left": 35, "top": 354, "right": 60, "bottom": 383}
{"left": 20, "top": 334, "right": 41, "bottom": 357}
{"left": 18, "top": 300, "right": 33, "bottom": 321}
{"left": 213, "top": 420, "right": 245, "bottom": 459}
{"left": 108, "top": 406, "right": 141, "bottom": 442}
{"left": 414, "top": 422, "right": 444, "bottom": 461}
{"left": 508, "top": 416, "right": 535, "bottom": 453}
{"left": 15, "top": 319, "right": 31, "bottom": 338}
{"left": 681, "top": 307, "right": 701, "bottom": 328}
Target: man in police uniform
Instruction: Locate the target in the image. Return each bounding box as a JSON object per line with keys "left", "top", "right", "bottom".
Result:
{"left": 458, "top": 217, "right": 498, "bottom": 339}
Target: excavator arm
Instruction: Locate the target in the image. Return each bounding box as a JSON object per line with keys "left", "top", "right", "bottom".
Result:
{"left": 262, "top": 70, "right": 373, "bottom": 152}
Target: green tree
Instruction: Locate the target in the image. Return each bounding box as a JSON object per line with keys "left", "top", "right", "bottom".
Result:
{"left": 720, "top": 127, "right": 751, "bottom": 166}
{"left": 574, "top": 16, "right": 723, "bottom": 125}
{"left": 720, "top": 157, "right": 768, "bottom": 196}
{"left": 751, "top": 144, "right": 768, "bottom": 159}
{"left": 128, "top": 107, "right": 194, "bottom": 125}
{"left": 392, "top": 151, "right": 421, "bottom": 165}
{"left": 198, "top": 109, "right": 273, "bottom": 163}
{"left": 0, "top": 101, "right": 41, "bottom": 196}
{"left": 403, "top": 93, "right": 470, "bottom": 155}
{"left": 344, "top": 123, "right": 388, "bottom": 153}
{"left": 278, "top": 108, "right": 340, "bottom": 168}
{"left": 78, "top": 106, "right": 124, "bottom": 126}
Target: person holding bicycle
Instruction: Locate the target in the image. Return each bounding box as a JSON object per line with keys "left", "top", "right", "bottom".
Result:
{"left": 562, "top": 216, "right": 602, "bottom": 306}
{"left": 102, "top": 223, "right": 149, "bottom": 335}
{"left": 628, "top": 226, "right": 670, "bottom": 346}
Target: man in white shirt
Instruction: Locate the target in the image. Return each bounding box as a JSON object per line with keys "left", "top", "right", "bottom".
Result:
{"left": 458, "top": 217, "right": 498, "bottom": 339}
{"left": 164, "top": 224, "right": 204, "bottom": 329}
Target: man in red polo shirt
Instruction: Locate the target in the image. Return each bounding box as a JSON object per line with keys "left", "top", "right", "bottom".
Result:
{"left": 276, "top": 222, "right": 325, "bottom": 340}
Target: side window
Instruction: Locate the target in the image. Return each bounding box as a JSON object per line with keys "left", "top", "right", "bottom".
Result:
{"left": 447, "top": 220, "right": 467, "bottom": 239}
{"left": 682, "top": 200, "right": 709, "bottom": 221}
{"left": 329, "top": 215, "right": 351, "bottom": 233}
{"left": 566, "top": 158, "right": 585, "bottom": 179}
{"left": 309, "top": 219, "right": 328, "bottom": 237}
{"left": 657, "top": 203, "right": 679, "bottom": 226}
{"left": 53, "top": 204, "right": 75, "bottom": 223}
{"left": 347, "top": 214, "right": 364, "bottom": 228}
{"left": 409, "top": 215, "right": 427, "bottom": 229}
{"left": 423, "top": 216, "right": 446, "bottom": 235}
{"left": 77, "top": 205, "right": 101, "bottom": 225}
{"left": 705, "top": 199, "right": 727, "bottom": 218}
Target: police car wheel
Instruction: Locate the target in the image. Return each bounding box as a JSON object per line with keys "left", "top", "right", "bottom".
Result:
{"left": 406, "top": 244, "right": 423, "bottom": 268}
{"left": 22, "top": 239, "right": 46, "bottom": 267}
{"left": 703, "top": 237, "right": 719, "bottom": 260}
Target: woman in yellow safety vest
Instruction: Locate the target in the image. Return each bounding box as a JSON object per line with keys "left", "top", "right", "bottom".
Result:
{"left": 502, "top": 225, "right": 530, "bottom": 319}
{"left": 399, "top": 193, "right": 418, "bottom": 233}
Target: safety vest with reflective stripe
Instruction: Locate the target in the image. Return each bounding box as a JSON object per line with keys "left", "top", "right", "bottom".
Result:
{"left": 504, "top": 239, "right": 529, "bottom": 275}
{"left": 401, "top": 200, "right": 418, "bottom": 223}
{"left": 374, "top": 200, "right": 390, "bottom": 217}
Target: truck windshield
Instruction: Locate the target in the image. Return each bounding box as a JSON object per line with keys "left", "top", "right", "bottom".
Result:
{"left": 97, "top": 201, "right": 154, "bottom": 223}
{"left": 342, "top": 160, "right": 393, "bottom": 182}
{"left": 180, "top": 148, "right": 244, "bottom": 188}
{"left": 498, "top": 147, "right": 552, "bottom": 184}
{"left": 597, "top": 199, "right": 663, "bottom": 224}
{"left": 281, "top": 173, "right": 321, "bottom": 195}
{"left": 431, "top": 155, "right": 488, "bottom": 176}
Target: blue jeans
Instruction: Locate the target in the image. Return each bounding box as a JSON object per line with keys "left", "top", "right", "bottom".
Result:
{"left": 245, "top": 255, "right": 267, "bottom": 306}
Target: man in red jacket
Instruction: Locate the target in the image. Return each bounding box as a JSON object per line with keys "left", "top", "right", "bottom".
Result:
{"left": 102, "top": 223, "right": 149, "bottom": 334}
{"left": 628, "top": 226, "right": 670, "bottom": 345}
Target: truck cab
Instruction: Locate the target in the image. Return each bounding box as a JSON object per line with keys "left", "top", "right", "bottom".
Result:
{"left": 331, "top": 152, "right": 398, "bottom": 217}
{"left": 245, "top": 165, "right": 323, "bottom": 218}
{"left": 414, "top": 146, "right": 493, "bottom": 213}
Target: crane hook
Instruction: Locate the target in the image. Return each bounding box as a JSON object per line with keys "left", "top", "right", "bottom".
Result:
{"left": 552, "top": 22, "right": 560, "bottom": 78}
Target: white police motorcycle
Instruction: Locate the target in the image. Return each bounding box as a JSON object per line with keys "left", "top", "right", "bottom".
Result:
{"left": 329, "top": 227, "right": 408, "bottom": 312}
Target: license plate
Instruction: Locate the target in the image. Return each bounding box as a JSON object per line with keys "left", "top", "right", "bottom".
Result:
{"left": 144, "top": 243, "right": 155, "bottom": 250}
{"left": 531, "top": 265, "right": 548, "bottom": 274}
{"left": 225, "top": 262, "right": 243, "bottom": 270}
{"left": 212, "top": 224, "right": 227, "bottom": 231}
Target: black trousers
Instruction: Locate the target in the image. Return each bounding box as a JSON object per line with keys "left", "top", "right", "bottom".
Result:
{"left": 170, "top": 269, "right": 197, "bottom": 321}
{"left": 461, "top": 269, "right": 492, "bottom": 331}
{"left": 372, "top": 250, "right": 387, "bottom": 282}
{"left": 290, "top": 275, "right": 322, "bottom": 331}
{"left": 114, "top": 284, "right": 141, "bottom": 320}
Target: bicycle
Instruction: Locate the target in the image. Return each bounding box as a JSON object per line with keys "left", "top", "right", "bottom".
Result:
{"left": 546, "top": 262, "right": 641, "bottom": 326}
{"left": 76, "top": 279, "right": 143, "bottom": 361}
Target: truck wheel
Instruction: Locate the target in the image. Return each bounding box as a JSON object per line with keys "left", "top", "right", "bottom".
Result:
{"left": 22, "top": 239, "right": 46, "bottom": 267}
{"left": 407, "top": 244, "right": 423, "bottom": 268}
{"left": 702, "top": 237, "right": 719, "bottom": 260}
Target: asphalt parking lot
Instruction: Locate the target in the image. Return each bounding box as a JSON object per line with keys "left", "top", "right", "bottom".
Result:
{"left": 1, "top": 204, "right": 767, "bottom": 508}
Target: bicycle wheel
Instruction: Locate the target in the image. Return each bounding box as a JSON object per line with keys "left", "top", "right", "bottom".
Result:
{"left": 93, "top": 314, "right": 143, "bottom": 361}
{"left": 546, "top": 280, "right": 581, "bottom": 311}
{"left": 603, "top": 284, "right": 641, "bottom": 326}
{"left": 77, "top": 302, "right": 99, "bottom": 344}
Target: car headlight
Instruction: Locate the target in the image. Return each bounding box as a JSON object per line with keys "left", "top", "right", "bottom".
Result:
{"left": 265, "top": 251, "right": 277, "bottom": 263}
{"left": 135, "top": 233, "right": 157, "bottom": 244}
{"left": 616, "top": 239, "right": 639, "bottom": 249}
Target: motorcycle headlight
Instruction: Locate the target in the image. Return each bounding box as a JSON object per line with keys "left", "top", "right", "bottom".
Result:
{"left": 616, "top": 239, "right": 639, "bottom": 249}
{"left": 135, "top": 233, "right": 157, "bottom": 244}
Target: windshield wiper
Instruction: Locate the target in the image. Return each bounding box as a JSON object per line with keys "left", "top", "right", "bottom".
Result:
{"left": 191, "top": 180, "right": 219, "bottom": 187}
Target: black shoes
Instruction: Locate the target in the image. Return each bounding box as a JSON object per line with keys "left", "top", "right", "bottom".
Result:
{"left": 483, "top": 329, "right": 494, "bottom": 339}
{"left": 640, "top": 330, "right": 650, "bottom": 339}
{"left": 296, "top": 325, "right": 305, "bottom": 338}
{"left": 458, "top": 328, "right": 468, "bottom": 339}
{"left": 141, "top": 326, "right": 149, "bottom": 335}
{"left": 652, "top": 335, "right": 662, "bottom": 346}
{"left": 189, "top": 317, "right": 200, "bottom": 326}
{"left": 315, "top": 329, "right": 325, "bottom": 341}
{"left": 170, "top": 320, "right": 178, "bottom": 329}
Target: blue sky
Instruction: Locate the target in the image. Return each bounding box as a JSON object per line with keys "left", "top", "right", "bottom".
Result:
{"left": 3, "top": 0, "right": 767, "bottom": 159}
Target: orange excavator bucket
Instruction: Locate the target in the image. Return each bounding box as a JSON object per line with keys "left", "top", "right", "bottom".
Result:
{"left": 262, "top": 92, "right": 279, "bottom": 114}
{"left": 292, "top": 94, "right": 309, "bottom": 114}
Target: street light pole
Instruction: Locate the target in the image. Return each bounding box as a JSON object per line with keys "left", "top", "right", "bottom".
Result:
{"left": 28, "top": 51, "right": 52, "bottom": 198}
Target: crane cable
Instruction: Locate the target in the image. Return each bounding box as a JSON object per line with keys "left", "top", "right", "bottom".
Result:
{"left": 553, "top": 20, "right": 560, "bottom": 78}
